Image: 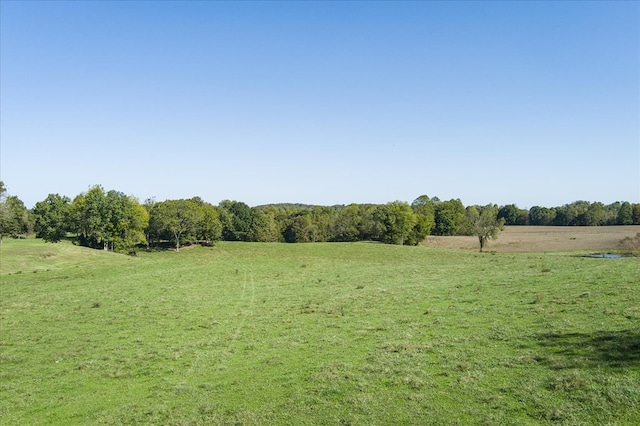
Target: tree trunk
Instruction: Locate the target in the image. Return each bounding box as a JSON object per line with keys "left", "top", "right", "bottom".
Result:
{"left": 174, "top": 231, "right": 181, "bottom": 251}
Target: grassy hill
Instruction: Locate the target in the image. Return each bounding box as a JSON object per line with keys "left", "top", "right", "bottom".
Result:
{"left": 1, "top": 239, "right": 638, "bottom": 424}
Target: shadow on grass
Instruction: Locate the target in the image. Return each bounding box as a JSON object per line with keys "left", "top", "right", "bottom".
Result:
{"left": 536, "top": 330, "right": 640, "bottom": 368}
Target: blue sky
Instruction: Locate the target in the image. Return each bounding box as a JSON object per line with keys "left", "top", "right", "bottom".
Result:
{"left": 1, "top": 1, "right": 638, "bottom": 208}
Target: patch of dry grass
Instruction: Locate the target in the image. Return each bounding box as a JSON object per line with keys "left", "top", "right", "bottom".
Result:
{"left": 422, "top": 225, "right": 640, "bottom": 252}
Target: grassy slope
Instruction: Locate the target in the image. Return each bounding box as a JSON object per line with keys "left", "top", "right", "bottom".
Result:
{"left": 1, "top": 239, "right": 638, "bottom": 425}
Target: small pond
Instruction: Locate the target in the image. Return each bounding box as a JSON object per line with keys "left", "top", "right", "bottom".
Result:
{"left": 587, "top": 253, "right": 626, "bottom": 259}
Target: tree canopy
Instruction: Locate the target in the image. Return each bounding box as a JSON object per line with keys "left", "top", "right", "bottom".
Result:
{"left": 1, "top": 179, "right": 635, "bottom": 252}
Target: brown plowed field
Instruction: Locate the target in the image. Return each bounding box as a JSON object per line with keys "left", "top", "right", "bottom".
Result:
{"left": 422, "top": 225, "right": 640, "bottom": 252}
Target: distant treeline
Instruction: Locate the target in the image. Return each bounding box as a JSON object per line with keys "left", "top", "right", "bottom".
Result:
{"left": 0, "top": 181, "right": 638, "bottom": 252}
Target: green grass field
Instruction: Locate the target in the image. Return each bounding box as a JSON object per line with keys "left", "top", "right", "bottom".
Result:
{"left": 1, "top": 239, "right": 638, "bottom": 425}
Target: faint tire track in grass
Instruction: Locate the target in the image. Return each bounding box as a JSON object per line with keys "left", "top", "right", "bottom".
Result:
{"left": 192, "top": 266, "right": 256, "bottom": 373}
{"left": 232, "top": 268, "right": 256, "bottom": 342}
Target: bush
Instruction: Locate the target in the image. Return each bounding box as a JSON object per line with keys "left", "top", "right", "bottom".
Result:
{"left": 619, "top": 232, "right": 640, "bottom": 254}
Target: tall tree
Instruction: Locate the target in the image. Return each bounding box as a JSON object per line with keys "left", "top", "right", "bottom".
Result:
{"left": 247, "top": 208, "right": 279, "bottom": 242}
{"left": 119, "top": 197, "right": 149, "bottom": 251}
{"left": 633, "top": 204, "right": 640, "bottom": 225}
{"left": 468, "top": 205, "right": 505, "bottom": 252}
{"left": 411, "top": 195, "right": 435, "bottom": 242}
{"left": 68, "top": 186, "right": 148, "bottom": 251}
{"left": 357, "top": 204, "right": 381, "bottom": 241}
{"left": 148, "top": 199, "right": 202, "bottom": 251}
{"left": 1, "top": 183, "right": 33, "bottom": 240}
{"left": 219, "top": 200, "right": 253, "bottom": 241}
{"left": 191, "top": 197, "right": 222, "bottom": 245}
{"left": 373, "top": 201, "right": 417, "bottom": 245}
{"left": 332, "top": 204, "right": 362, "bottom": 242}
{"left": 529, "top": 206, "right": 556, "bottom": 226}
{"left": 33, "top": 194, "right": 71, "bottom": 243}
{"left": 283, "top": 212, "right": 316, "bottom": 243}
{"left": 1, "top": 195, "right": 33, "bottom": 240}
{"left": 498, "top": 204, "right": 528, "bottom": 225}
{"left": 585, "top": 202, "right": 606, "bottom": 226}
{"left": 69, "top": 185, "right": 108, "bottom": 248}
{"left": 433, "top": 199, "right": 465, "bottom": 236}
{"left": 617, "top": 202, "right": 634, "bottom": 225}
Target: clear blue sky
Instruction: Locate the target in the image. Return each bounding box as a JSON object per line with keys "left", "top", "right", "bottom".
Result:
{"left": 1, "top": 1, "right": 638, "bottom": 208}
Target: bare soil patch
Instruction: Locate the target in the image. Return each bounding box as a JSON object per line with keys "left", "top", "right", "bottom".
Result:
{"left": 422, "top": 226, "right": 640, "bottom": 253}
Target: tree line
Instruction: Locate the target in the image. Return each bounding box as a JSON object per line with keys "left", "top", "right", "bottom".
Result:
{"left": 1, "top": 181, "right": 639, "bottom": 253}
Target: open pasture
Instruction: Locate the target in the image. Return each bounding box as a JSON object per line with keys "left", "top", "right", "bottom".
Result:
{"left": 424, "top": 225, "right": 640, "bottom": 252}
{"left": 1, "top": 239, "right": 639, "bottom": 424}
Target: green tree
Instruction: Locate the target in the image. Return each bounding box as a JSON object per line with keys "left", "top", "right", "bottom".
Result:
{"left": 195, "top": 200, "right": 222, "bottom": 245}
{"left": 498, "top": 204, "right": 528, "bottom": 225}
{"left": 633, "top": 204, "right": 640, "bottom": 225}
{"left": 219, "top": 200, "right": 253, "bottom": 241}
{"left": 411, "top": 195, "right": 435, "bottom": 243}
{"left": 460, "top": 205, "right": 480, "bottom": 236}
{"left": 149, "top": 199, "right": 202, "bottom": 251}
{"left": 67, "top": 186, "right": 148, "bottom": 252}
{"left": 555, "top": 201, "right": 590, "bottom": 226}
{"left": 468, "top": 205, "right": 505, "bottom": 252}
{"left": 69, "top": 185, "right": 108, "bottom": 248}
{"left": 433, "top": 199, "right": 465, "bottom": 236}
{"left": 1, "top": 195, "right": 33, "bottom": 239}
{"left": 603, "top": 202, "right": 621, "bottom": 225}
{"left": 99, "top": 193, "right": 149, "bottom": 252}
{"left": 529, "top": 206, "right": 556, "bottom": 226}
{"left": 247, "top": 208, "right": 279, "bottom": 242}
{"left": 357, "top": 204, "right": 382, "bottom": 241}
{"left": 373, "top": 201, "right": 417, "bottom": 245}
{"left": 0, "top": 183, "right": 34, "bottom": 240}
{"left": 33, "top": 194, "right": 71, "bottom": 243}
{"left": 617, "top": 202, "right": 634, "bottom": 225}
{"left": 119, "top": 198, "right": 149, "bottom": 251}
{"left": 0, "top": 183, "right": 10, "bottom": 240}
{"left": 585, "top": 202, "right": 606, "bottom": 226}
{"left": 310, "top": 206, "right": 335, "bottom": 242}
{"left": 283, "top": 212, "right": 316, "bottom": 243}
{"left": 332, "top": 204, "right": 362, "bottom": 242}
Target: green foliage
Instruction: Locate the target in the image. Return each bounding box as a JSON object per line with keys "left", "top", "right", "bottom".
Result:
{"left": 411, "top": 195, "right": 435, "bottom": 242}
{"left": 1, "top": 239, "right": 639, "bottom": 424}
{"left": 373, "top": 201, "right": 417, "bottom": 245}
{"left": 219, "top": 200, "right": 253, "bottom": 241}
{"left": 247, "top": 208, "right": 279, "bottom": 242}
{"left": 633, "top": 204, "right": 640, "bottom": 225}
{"left": 529, "top": 206, "right": 556, "bottom": 226}
{"left": 0, "top": 182, "right": 34, "bottom": 240}
{"left": 283, "top": 212, "right": 317, "bottom": 243}
{"left": 0, "top": 195, "right": 33, "bottom": 239}
{"left": 199, "top": 203, "right": 223, "bottom": 244}
{"left": 498, "top": 204, "right": 528, "bottom": 225}
{"left": 148, "top": 199, "right": 202, "bottom": 250}
{"left": 466, "top": 205, "right": 506, "bottom": 251}
{"left": 12, "top": 179, "right": 640, "bottom": 252}
{"left": 32, "top": 193, "right": 71, "bottom": 242}
{"left": 67, "top": 186, "right": 148, "bottom": 252}
{"left": 433, "top": 199, "right": 465, "bottom": 236}
{"left": 618, "top": 202, "right": 634, "bottom": 225}
{"left": 332, "top": 204, "right": 362, "bottom": 242}
{"left": 145, "top": 197, "right": 221, "bottom": 249}
{"left": 553, "top": 201, "right": 609, "bottom": 226}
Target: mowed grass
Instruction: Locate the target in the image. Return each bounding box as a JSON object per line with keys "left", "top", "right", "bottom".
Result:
{"left": 1, "top": 239, "right": 639, "bottom": 425}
